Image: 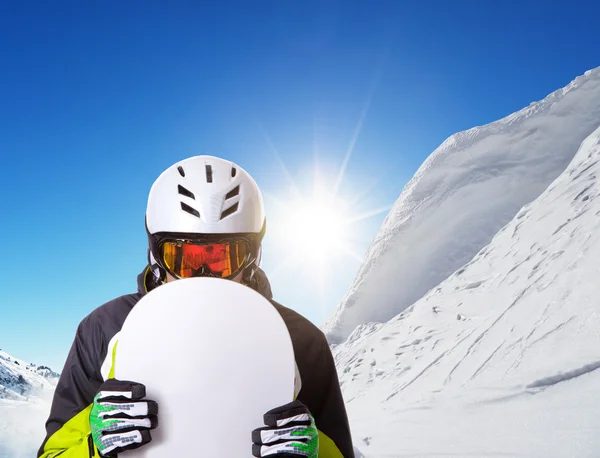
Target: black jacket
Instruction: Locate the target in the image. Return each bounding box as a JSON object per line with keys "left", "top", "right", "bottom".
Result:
{"left": 38, "top": 267, "right": 354, "bottom": 457}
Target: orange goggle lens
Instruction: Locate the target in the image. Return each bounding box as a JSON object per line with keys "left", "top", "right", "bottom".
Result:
{"left": 160, "top": 240, "right": 248, "bottom": 279}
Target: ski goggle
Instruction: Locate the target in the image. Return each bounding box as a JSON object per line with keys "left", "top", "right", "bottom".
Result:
{"left": 159, "top": 239, "right": 250, "bottom": 279}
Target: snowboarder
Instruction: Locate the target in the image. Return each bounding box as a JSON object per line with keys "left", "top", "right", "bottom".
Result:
{"left": 38, "top": 155, "right": 354, "bottom": 458}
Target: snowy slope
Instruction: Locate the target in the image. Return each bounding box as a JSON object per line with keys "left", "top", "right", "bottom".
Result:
{"left": 334, "top": 126, "right": 600, "bottom": 457}
{"left": 325, "top": 66, "right": 600, "bottom": 344}
{"left": 0, "top": 398, "right": 54, "bottom": 458}
{"left": 0, "top": 350, "right": 58, "bottom": 458}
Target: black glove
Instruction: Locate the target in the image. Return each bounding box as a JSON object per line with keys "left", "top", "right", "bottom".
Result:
{"left": 89, "top": 379, "right": 158, "bottom": 457}
{"left": 252, "top": 400, "right": 319, "bottom": 457}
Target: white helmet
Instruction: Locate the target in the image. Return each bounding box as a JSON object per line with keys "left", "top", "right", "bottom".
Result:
{"left": 145, "top": 155, "right": 266, "bottom": 282}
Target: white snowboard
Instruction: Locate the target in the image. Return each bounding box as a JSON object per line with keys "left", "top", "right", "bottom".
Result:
{"left": 113, "top": 277, "right": 296, "bottom": 457}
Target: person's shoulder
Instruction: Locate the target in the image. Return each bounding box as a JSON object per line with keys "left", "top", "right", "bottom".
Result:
{"left": 78, "top": 292, "right": 142, "bottom": 341}
{"left": 269, "top": 299, "right": 327, "bottom": 344}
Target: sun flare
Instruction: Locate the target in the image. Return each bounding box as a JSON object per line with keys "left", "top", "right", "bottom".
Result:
{"left": 259, "top": 123, "right": 393, "bottom": 291}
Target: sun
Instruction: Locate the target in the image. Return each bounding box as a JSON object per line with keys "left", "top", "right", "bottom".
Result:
{"left": 282, "top": 190, "right": 349, "bottom": 264}
{"left": 263, "top": 167, "right": 385, "bottom": 287}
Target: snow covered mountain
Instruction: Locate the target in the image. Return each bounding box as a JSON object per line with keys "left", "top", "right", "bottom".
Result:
{"left": 334, "top": 126, "right": 600, "bottom": 457}
{"left": 0, "top": 349, "right": 58, "bottom": 400}
{"left": 0, "top": 350, "right": 58, "bottom": 458}
{"left": 325, "top": 66, "right": 600, "bottom": 344}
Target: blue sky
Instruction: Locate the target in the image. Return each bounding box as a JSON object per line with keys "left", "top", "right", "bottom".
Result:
{"left": 1, "top": 1, "right": 599, "bottom": 371}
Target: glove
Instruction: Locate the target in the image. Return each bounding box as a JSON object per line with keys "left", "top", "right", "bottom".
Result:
{"left": 89, "top": 379, "right": 159, "bottom": 457}
{"left": 252, "top": 400, "right": 319, "bottom": 457}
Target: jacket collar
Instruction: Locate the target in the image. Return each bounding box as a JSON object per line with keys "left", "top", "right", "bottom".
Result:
{"left": 136, "top": 265, "right": 273, "bottom": 300}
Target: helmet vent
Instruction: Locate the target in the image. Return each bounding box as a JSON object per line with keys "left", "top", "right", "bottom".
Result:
{"left": 231, "top": 167, "right": 237, "bottom": 178}
{"left": 205, "top": 164, "right": 213, "bottom": 183}
{"left": 178, "top": 185, "right": 195, "bottom": 200}
{"left": 178, "top": 166, "right": 185, "bottom": 177}
{"left": 225, "top": 185, "right": 240, "bottom": 200}
{"left": 220, "top": 202, "right": 239, "bottom": 220}
{"left": 181, "top": 202, "right": 200, "bottom": 218}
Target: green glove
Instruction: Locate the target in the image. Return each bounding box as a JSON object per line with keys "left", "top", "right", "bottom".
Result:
{"left": 90, "top": 379, "right": 158, "bottom": 457}
{"left": 252, "top": 400, "right": 319, "bottom": 457}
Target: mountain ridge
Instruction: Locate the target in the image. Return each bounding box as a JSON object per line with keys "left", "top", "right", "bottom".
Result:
{"left": 0, "top": 348, "right": 58, "bottom": 401}
{"left": 333, "top": 125, "right": 600, "bottom": 457}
